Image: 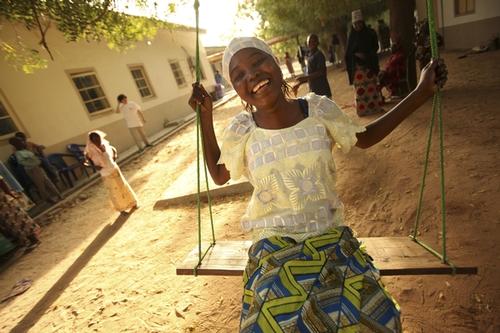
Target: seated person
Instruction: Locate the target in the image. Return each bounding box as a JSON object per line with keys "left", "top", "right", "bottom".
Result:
{"left": 378, "top": 42, "right": 406, "bottom": 100}
{"left": 15, "top": 132, "right": 45, "bottom": 157}
{"left": 9, "top": 137, "right": 62, "bottom": 204}
{"left": 14, "top": 132, "right": 59, "bottom": 185}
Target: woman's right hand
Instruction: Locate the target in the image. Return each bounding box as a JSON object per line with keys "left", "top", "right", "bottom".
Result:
{"left": 189, "top": 83, "right": 213, "bottom": 114}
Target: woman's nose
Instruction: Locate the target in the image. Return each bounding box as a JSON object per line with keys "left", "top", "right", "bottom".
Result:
{"left": 247, "top": 67, "right": 261, "bottom": 82}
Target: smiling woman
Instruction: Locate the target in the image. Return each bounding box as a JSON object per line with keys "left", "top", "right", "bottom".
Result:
{"left": 187, "top": 34, "right": 447, "bottom": 332}
{"left": 228, "top": 49, "right": 282, "bottom": 113}
{"left": 219, "top": 37, "right": 300, "bottom": 127}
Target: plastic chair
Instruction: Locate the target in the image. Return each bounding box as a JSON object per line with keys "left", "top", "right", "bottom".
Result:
{"left": 47, "top": 153, "right": 89, "bottom": 188}
{"left": 67, "top": 144, "right": 97, "bottom": 173}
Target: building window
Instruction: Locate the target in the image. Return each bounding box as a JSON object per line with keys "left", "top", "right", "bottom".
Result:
{"left": 129, "top": 65, "right": 155, "bottom": 98}
{"left": 169, "top": 60, "right": 187, "bottom": 87}
{"left": 455, "top": 0, "right": 475, "bottom": 16}
{"left": 0, "top": 99, "right": 19, "bottom": 139}
{"left": 70, "top": 71, "right": 111, "bottom": 114}
{"left": 187, "top": 56, "right": 206, "bottom": 80}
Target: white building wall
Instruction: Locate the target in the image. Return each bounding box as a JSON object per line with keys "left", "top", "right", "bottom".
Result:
{"left": 0, "top": 24, "right": 215, "bottom": 161}
{"left": 440, "top": 0, "right": 500, "bottom": 27}
{"left": 415, "top": 0, "right": 500, "bottom": 49}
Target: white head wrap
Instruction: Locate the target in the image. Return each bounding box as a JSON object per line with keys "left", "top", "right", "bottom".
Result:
{"left": 84, "top": 130, "right": 110, "bottom": 166}
{"left": 222, "top": 36, "right": 278, "bottom": 82}
{"left": 352, "top": 9, "right": 363, "bottom": 23}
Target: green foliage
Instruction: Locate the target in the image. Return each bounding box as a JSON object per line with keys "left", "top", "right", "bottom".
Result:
{"left": 0, "top": 0, "right": 184, "bottom": 73}
{"left": 242, "top": 0, "right": 386, "bottom": 42}
{"left": 1, "top": 41, "right": 48, "bottom": 73}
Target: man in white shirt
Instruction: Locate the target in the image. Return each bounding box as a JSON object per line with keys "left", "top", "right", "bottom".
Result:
{"left": 116, "top": 94, "right": 151, "bottom": 151}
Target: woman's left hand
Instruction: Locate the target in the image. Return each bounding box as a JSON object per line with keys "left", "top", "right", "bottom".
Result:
{"left": 417, "top": 58, "right": 448, "bottom": 97}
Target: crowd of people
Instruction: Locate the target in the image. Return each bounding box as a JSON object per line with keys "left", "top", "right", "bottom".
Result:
{"left": 278, "top": 11, "right": 431, "bottom": 118}
{"left": 1, "top": 94, "right": 146, "bottom": 253}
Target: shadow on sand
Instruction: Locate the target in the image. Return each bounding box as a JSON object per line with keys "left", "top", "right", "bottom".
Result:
{"left": 10, "top": 209, "right": 136, "bottom": 333}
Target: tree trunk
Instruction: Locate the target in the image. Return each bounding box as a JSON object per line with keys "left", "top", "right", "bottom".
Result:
{"left": 388, "top": 0, "right": 417, "bottom": 91}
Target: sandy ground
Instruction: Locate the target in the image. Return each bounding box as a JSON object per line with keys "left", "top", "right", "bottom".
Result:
{"left": 0, "top": 50, "right": 499, "bottom": 333}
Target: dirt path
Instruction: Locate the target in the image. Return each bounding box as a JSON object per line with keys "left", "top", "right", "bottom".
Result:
{"left": 0, "top": 50, "right": 499, "bottom": 332}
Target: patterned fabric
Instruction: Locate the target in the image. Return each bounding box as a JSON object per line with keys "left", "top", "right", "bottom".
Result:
{"left": 102, "top": 168, "right": 137, "bottom": 212}
{"left": 218, "top": 93, "right": 365, "bottom": 239}
{"left": 241, "top": 226, "right": 402, "bottom": 332}
{"left": 0, "top": 191, "right": 40, "bottom": 247}
{"left": 222, "top": 37, "right": 279, "bottom": 82}
{"left": 378, "top": 51, "right": 405, "bottom": 97}
{"left": 353, "top": 66, "right": 384, "bottom": 117}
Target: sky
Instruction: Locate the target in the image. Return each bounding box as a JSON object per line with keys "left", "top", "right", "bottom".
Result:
{"left": 117, "top": 0, "right": 261, "bottom": 47}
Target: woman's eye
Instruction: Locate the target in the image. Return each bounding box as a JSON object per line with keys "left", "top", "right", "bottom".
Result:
{"left": 232, "top": 71, "right": 244, "bottom": 82}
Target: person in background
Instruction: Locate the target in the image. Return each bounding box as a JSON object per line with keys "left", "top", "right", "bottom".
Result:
{"left": 214, "top": 70, "right": 225, "bottom": 100}
{"left": 284, "top": 51, "right": 295, "bottom": 77}
{"left": 377, "top": 19, "right": 391, "bottom": 52}
{"left": 14, "top": 132, "right": 44, "bottom": 157}
{"left": 115, "top": 94, "right": 152, "bottom": 151}
{"left": 14, "top": 131, "right": 59, "bottom": 186}
{"left": 9, "top": 137, "right": 62, "bottom": 204}
{"left": 292, "top": 34, "right": 332, "bottom": 98}
{"left": 330, "top": 33, "right": 340, "bottom": 64}
{"left": 415, "top": 19, "right": 444, "bottom": 70}
{"left": 378, "top": 41, "right": 407, "bottom": 100}
{"left": 214, "top": 70, "right": 223, "bottom": 85}
{"left": 84, "top": 131, "right": 137, "bottom": 214}
{"left": 0, "top": 175, "right": 41, "bottom": 249}
{"left": 345, "top": 9, "right": 384, "bottom": 116}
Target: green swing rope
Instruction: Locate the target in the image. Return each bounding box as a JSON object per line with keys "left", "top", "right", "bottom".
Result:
{"left": 190, "top": 0, "right": 455, "bottom": 275}
{"left": 193, "top": 0, "right": 216, "bottom": 276}
{"left": 411, "top": 0, "right": 455, "bottom": 272}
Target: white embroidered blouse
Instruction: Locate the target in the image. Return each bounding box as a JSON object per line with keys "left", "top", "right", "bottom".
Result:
{"left": 218, "top": 93, "right": 366, "bottom": 241}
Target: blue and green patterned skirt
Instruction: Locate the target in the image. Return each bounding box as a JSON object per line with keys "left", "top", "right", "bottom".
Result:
{"left": 241, "top": 226, "right": 401, "bottom": 332}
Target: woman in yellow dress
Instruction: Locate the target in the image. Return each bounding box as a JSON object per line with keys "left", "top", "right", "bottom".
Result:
{"left": 84, "top": 131, "right": 137, "bottom": 213}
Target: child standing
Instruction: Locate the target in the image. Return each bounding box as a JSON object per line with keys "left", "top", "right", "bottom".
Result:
{"left": 190, "top": 37, "right": 446, "bottom": 332}
{"left": 84, "top": 131, "right": 137, "bottom": 213}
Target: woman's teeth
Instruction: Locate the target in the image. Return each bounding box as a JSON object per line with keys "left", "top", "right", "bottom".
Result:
{"left": 252, "top": 79, "right": 270, "bottom": 93}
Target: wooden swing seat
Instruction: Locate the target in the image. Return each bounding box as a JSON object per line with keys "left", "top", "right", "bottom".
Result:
{"left": 177, "top": 237, "right": 477, "bottom": 276}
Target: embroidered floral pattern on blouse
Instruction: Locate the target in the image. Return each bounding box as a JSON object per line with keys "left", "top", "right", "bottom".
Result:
{"left": 283, "top": 162, "right": 327, "bottom": 211}
{"left": 254, "top": 174, "right": 281, "bottom": 214}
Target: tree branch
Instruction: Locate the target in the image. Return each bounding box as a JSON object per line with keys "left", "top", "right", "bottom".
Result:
{"left": 30, "top": 0, "right": 54, "bottom": 60}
